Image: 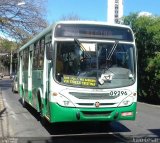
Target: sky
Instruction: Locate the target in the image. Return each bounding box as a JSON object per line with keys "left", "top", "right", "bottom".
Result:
{"left": 46, "top": 0, "right": 160, "bottom": 24}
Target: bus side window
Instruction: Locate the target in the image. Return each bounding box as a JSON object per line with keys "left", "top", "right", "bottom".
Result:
{"left": 39, "top": 38, "right": 45, "bottom": 69}
{"left": 23, "top": 48, "right": 29, "bottom": 70}
{"left": 33, "top": 44, "right": 37, "bottom": 69}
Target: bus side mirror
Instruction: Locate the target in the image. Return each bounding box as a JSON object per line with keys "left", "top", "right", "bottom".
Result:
{"left": 46, "top": 43, "right": 53, "bottom": 60}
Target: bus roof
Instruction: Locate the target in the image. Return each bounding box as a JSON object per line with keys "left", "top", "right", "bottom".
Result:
{"left": 19, "top": 21, "right": 132, "bottom": 52}
{"left": 55, "top": 21, "right": 132, "bottom": 29}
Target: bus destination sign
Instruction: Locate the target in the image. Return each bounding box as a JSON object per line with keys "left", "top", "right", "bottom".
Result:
{"left": 63, "top": 75, "right": 97, "bottom": 87}
{"left": 55, "top": 24, "right": 133, "bottom": 41}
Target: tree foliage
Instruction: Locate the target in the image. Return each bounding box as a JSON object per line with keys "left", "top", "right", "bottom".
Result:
{"left": 0, "top": 38, "right": 18, "bottom": 70}
{"left": 0, "top": 38, "right": 17, "bottom": 52}
{"left": 0, "top": 0, "right": 48, "bottom": 42}
{"left": 124, "top": 13, "right": 160, "bottom": 101}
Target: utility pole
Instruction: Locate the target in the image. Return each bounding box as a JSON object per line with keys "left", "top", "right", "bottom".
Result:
{"left": 10, "top": 50, "right": 12, "bottom": 75}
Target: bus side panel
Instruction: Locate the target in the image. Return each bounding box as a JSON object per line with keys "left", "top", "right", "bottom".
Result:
{"left": 32, "top": 70, "right": 43, "bottom": 110}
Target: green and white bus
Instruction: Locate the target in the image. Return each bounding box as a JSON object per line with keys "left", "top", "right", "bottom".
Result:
{"left": 18, "top": 21, "right": 137, "bottom": 124}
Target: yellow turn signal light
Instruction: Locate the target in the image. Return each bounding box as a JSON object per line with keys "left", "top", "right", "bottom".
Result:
{"left": 52, "top": 92, "right": 58, "bottom": 96}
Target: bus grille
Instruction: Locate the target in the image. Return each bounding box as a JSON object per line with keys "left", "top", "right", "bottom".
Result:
{"left": 82, "top": 111, "right": 112, "bottom": 117}
{"left": 77, "top": 103, "right": 116, "bottom": 106}
{"left": 69, "top": 92, "right": 119, "bottom": 100}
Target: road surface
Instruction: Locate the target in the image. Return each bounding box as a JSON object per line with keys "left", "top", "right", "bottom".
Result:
{"left": 0, "top": 77, "right": 160, "bottom": 143}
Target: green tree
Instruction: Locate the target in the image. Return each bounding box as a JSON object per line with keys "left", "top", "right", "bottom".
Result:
{"left": 0, "top": 38, "right": 18, "bottom": 74}
{"left": 0, "top": 0, "right": 48, "bottom": 42}
{"left": 124, "top": 13, "right": 160, "bottom": 101}
{"left": 0, "top": 0, "right": 49, "bottom": 74}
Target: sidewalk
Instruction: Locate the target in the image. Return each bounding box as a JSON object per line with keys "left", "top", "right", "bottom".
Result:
{"left": 0, "top": 87, "right": 11, "bottom": 139}
{"left": 0, "top": 88, "right": 5, "bottom": 116}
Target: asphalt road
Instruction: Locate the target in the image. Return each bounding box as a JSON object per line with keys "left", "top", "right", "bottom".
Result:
{"left": 0, "top": 77, "right": 160, "bottom": 143}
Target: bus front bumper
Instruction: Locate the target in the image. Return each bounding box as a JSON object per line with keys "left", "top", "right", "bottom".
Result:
{"left": 49, "top": 102, "right": 137, "bottom": 123}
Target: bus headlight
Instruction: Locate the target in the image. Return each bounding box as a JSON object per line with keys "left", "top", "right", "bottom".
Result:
{"left": 118, "top": 96, "right": 133, "bottom": 107}
{"left": 57, "top": 94, "right": 75, "bottom": 107}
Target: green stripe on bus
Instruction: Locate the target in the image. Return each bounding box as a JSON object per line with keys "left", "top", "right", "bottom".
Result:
{"left": 48, "top": 102, "right": 137, "bottom": 123}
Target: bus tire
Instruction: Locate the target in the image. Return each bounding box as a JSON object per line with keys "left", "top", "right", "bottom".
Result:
{"left": 37, "top": 92, "right": 48, "bottom": 126}
{"left": 40, "top": 103, "right": 48, "bottom": 126}
{"left": 40, "top": 115, "right": 48, "bottom": 127}
{"left": 22, "top": 95, "right": 26, "bottom": 108}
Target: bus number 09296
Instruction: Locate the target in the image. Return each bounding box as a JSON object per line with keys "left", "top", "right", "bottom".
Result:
{"left": 109, "top": 91, "right": 127, "bottom": 96}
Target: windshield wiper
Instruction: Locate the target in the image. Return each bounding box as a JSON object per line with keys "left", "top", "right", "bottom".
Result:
{"left": 98, "top": 41, "right": 119, "bottom": 84}
{"left": 100, "top": 41, "right": 119, "bottom": 72}
{"left": 106, "top": 40, "right": 119, "bottom": 60}
{"left": 74, "top": 38, "right": 91, "bottom": 58}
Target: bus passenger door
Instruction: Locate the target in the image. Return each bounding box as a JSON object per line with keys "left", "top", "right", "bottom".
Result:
{"left": 23, "top": 48, "right": 29, "bottom": 101}
{"left": 46, "top": 45, "right": 52, "bottom": 117}
{"left": 44, "top": 36, "right": 52, "bottom": 118}
{"left": 28, "top": 50, "right": 33, "bottom": 104}
{"left": 46, "top": 59, "right": 52, "bottom": 117}
{"left": 19, "top": 54, "right": 23, "bottom": 97}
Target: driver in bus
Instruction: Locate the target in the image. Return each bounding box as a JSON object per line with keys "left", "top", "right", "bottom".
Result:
{"left": 56, "top": 54, "right": 64, "bottom": 81}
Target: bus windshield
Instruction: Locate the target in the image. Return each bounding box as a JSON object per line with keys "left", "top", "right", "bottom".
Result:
{"left": 55, "top": 41, "right": 135, "bottom": 88}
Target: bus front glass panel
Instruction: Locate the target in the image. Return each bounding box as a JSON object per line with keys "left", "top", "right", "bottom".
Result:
{"left": 55, "top": 41, "right": 136, "bottom": 89}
